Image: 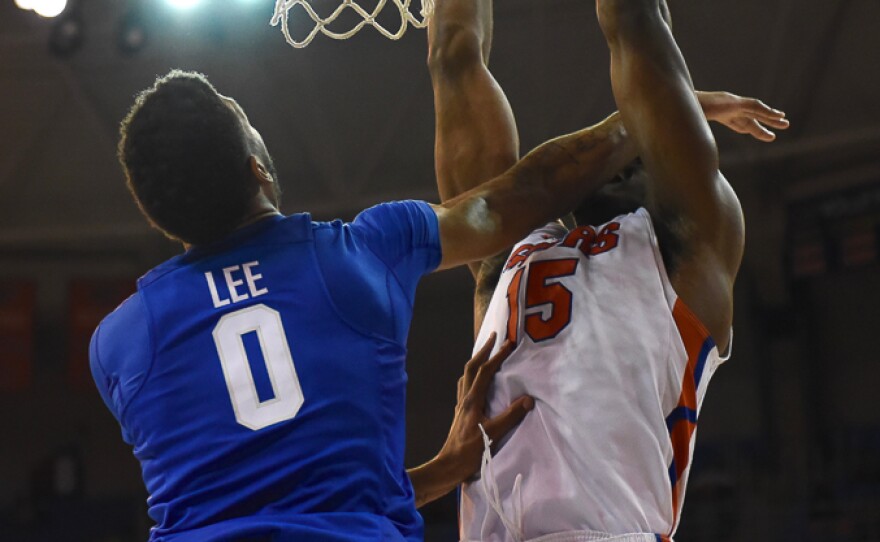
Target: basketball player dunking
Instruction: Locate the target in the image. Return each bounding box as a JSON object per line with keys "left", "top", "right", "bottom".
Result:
{"left": 427, "top": 0, "right": 789, "bottom": 540}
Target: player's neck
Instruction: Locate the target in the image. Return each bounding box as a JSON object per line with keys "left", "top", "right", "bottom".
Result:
{"left": 237, "top": 206, "right": 282, "bottom": 230}
{"left": 238, "top": 190, "right": 283, "bottom": 227}
{"left": 180, "top": 202, "right": 281, "bottom": 251}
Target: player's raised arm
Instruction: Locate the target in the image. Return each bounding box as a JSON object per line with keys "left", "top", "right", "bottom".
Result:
{"left": 427, "top": 0, "right": 522, "bottom": 304}
{"left": 598, "top": 0, "right": 728, "bottom": 239}
{"left": 595, "top": 0, "right": 788, "bottom": 349}
{"left": 428, "top": 0, "right": 517, "bottom": 206}
{"left": 431, "top": 113, "right": 633, "bottom": 271}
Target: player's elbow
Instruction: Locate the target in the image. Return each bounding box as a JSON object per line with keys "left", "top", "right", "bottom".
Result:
{"left": 597, "top": 0, "right": 663, "bottom": 41}
{"left": 427, "top": 22, "right": 485, "bottom": 79}
{"left": 696, "top": 132, "right": 722, "bottom": 176}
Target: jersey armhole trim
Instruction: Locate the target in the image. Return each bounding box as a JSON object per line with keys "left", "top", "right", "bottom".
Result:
{"left": 117, "top": 292, "right": 159, "bottom": 425}
{"left": 639, "top": 208, "right": 732, "bottom": 361}
{"left": 308, "top": 239, "right": 407, "bottom": 349}
{"left": 672, "top": 298, "right": 714, "bottom": 346}
{"left": 717, "top": 329, "right": 733, "bottom": 363}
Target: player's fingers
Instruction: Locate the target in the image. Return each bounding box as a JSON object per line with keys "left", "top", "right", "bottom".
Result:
{"left": 746, "top": 98, "right": 786, "bottom": 118}
{"left": 748, "top": 105, "right": 790, "bottom": 129}
{"left": 760, "top": 116, "right": 790, "bottom": 130}
{"left": 472, "top": 340, "right": 515, "bottom": 398}
{"left": 483, "top": 396, "right": 535, "bottom": 443}
{"left": 463, "top": 332, "right": 497, "bottom": 388}
{"left": 749, "top": 120, "right": 776, "bottom": 142}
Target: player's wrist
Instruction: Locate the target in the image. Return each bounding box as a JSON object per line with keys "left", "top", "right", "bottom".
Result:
{"left": 431, "top": 446, "right": 459, "bottom": 478}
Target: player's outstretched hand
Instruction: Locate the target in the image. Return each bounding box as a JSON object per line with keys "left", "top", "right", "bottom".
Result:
{"left": 408, "top": 333, "right": 534, "bottom": 508}
{"left": 697, "top": 91, "right": 790, "bottom": 142}
{"left": 441, "top": 333, "right": 534, "bottom": 479}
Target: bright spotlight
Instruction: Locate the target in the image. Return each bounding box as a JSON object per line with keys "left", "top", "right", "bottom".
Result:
{"left": 15, "top": 0, "right": 36, "bottom": 10}
{"left": 33, "top": 0, "right": 68, "bottom": 18}
{"left": 166, "top": 0, "right": 202, "bottom": 9}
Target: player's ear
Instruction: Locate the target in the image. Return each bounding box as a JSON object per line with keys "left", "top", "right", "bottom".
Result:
{"left": 248, "top": 155, "right": 274, "bottom": 186}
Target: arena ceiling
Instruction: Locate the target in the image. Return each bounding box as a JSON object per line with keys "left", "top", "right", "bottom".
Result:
{"left": 0, "top": 0, "right": 878, "bottom": 254}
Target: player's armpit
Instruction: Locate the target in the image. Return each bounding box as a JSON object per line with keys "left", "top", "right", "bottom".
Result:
{"left": 472, "top": 252, "right": 507, "bottom": 336}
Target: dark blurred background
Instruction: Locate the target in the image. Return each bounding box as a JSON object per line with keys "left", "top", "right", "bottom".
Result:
{"left": 1, "top": 0, "right": 879, "bottom": 540}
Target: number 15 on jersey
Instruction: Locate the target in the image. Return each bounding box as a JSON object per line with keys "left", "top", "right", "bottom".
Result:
{"left": 506, "top": 258, "right": 579, "bottom": 344}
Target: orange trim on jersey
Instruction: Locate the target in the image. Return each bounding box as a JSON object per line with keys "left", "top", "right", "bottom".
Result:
{"left": 505, "top": 267, "right": 525, "bottom": 344}
{"left": 666, "top": 298, "right": 714, "bottom": 536}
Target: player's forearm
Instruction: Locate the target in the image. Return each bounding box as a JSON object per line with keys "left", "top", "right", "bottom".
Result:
{"left": 495, "top": 112, "right": 635, "bottom": 229}
{"left": 526, "top": 111, "right": 634, "bottom": 189}
{"left": 407, "top": 454, "right": 461, "bottom": 508}
{"left": 435, "top": 113, "right": 634, "bottom": 270}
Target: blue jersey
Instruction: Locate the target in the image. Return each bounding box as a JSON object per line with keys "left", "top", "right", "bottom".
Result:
{"left": 90, "top": 201, "right": 441, "bottom": 541}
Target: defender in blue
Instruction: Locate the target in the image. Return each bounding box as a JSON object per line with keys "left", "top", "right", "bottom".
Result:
{"left": 92, "top": 70, "right": 637, "bottom": 540}
{"left": 92, "top": 202, "right": 440, "bottom": 540}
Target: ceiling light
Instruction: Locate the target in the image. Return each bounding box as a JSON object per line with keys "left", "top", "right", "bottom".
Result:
{"left": 166, "top": 0, "right": 202, "bottom": 9}
{"left": 34, "top": 0, "right": 68, "bottom": 18}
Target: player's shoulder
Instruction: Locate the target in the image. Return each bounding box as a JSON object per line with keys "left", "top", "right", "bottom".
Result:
{"left": 91, "top": 291, "right": 152, "bottom": 380}
{"left": 309, "top": 202, "right": 415, "bottom": 239}
{"left": 93, "top": 292, "right": 150, "bottom": 352}
{"left": 96, "top": 291, "right": 146, "bottom": 334}
{"left": 90, "top": 290, "right": 154, "bottom": 421}
{"left": 316, "top": 200, "right": 440, "bottom": 260}
{"left": 350, "top": 200, "right": 437, "bottom": 233}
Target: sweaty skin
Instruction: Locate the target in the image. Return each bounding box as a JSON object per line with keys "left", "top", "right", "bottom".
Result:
{"left": 427, "top": 0, "right": 788, "bottom": 343}
{"left": 595, "top": 0, "right": 775, "bottom": 350}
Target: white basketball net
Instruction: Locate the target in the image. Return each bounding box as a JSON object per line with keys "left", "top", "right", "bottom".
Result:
{"left": 271, "top": 0, "right": 435, "bottom": 48}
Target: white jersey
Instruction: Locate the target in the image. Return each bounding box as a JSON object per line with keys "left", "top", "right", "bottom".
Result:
{"left": 461, "top": 208, "right": 729, "bottom": 542}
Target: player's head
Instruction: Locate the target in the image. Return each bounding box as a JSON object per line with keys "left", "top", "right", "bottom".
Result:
{"left": 118, "top": 70, "right": 280, "bottom": 246}
{"left": 572, "top": 158, "right": 648, "bottom": 226}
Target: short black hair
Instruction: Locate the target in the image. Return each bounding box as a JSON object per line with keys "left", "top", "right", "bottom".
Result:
{"left": 119, "top": 70, "right": 256, "bottom": 246}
